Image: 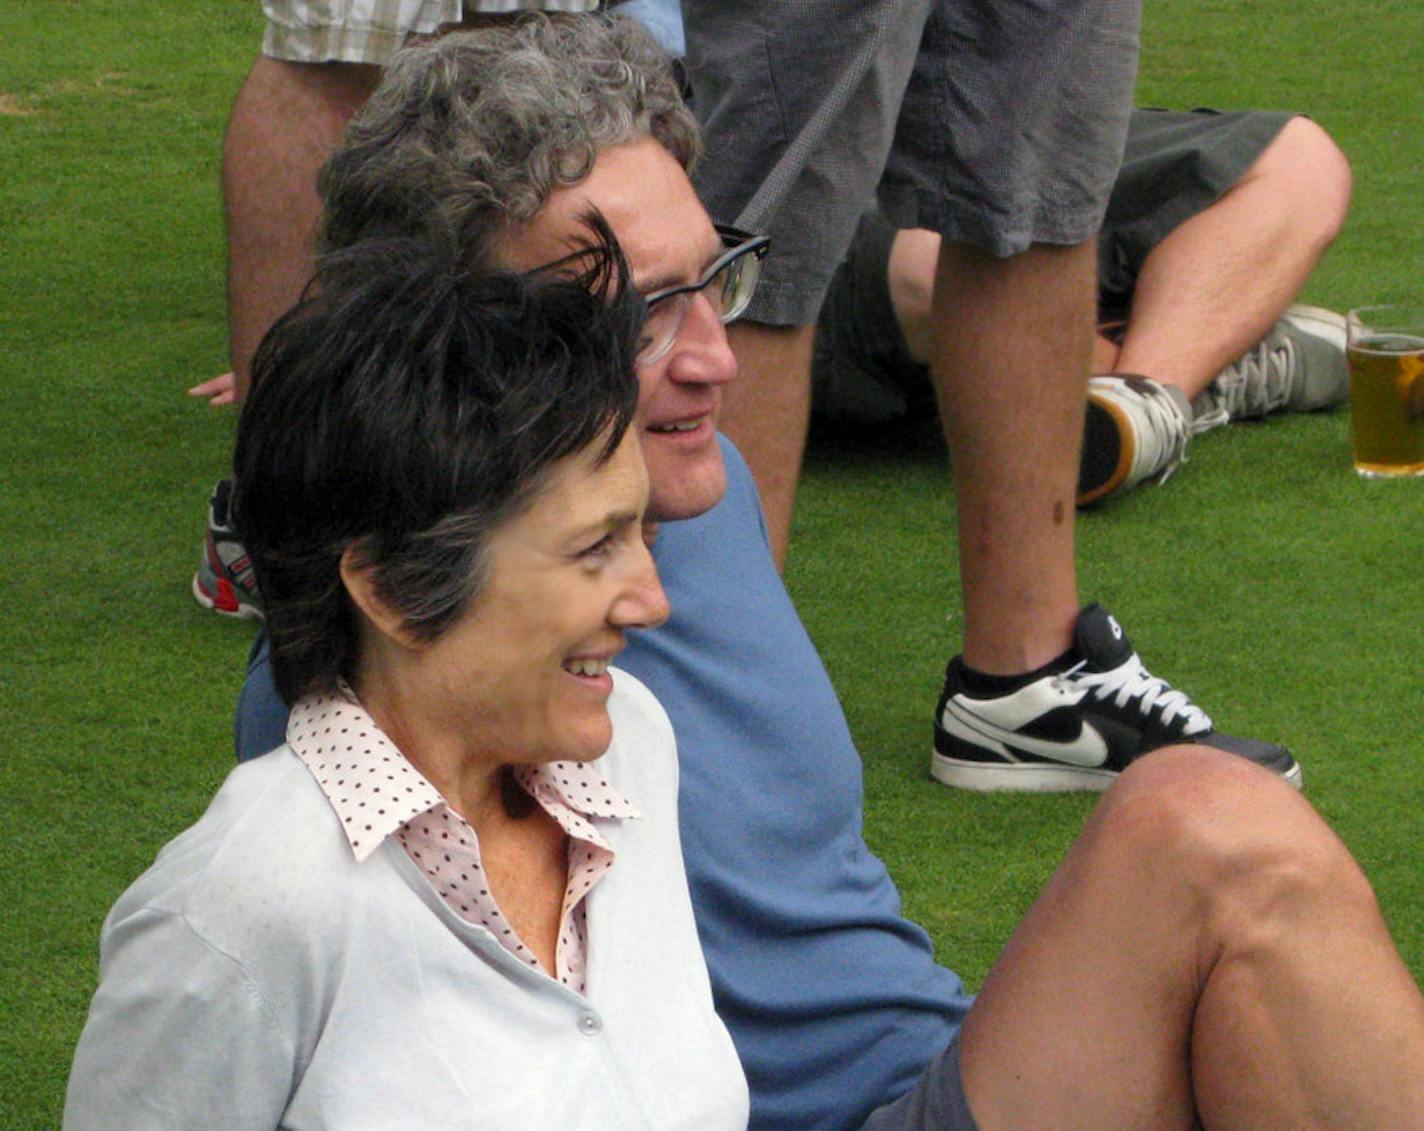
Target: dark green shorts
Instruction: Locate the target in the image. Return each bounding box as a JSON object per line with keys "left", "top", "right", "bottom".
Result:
{"left": 812, "top": 108, "right": 1297, "bottom": 425}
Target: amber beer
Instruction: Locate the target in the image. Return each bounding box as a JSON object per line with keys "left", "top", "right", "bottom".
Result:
{"left": 1345, "top": 306, "right": 1424, "bottom": 477}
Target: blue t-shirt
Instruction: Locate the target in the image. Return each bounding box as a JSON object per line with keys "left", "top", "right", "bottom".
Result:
{"left": 235, "top": 437, "right": 969, "bottom": 1130}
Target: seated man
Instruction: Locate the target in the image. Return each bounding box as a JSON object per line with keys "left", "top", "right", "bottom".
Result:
{"left": 234, "top": 18, "right": 1424, "bottom": 1130}
{"left": 813, "top": 109, "right": 1354, "bottom": 503}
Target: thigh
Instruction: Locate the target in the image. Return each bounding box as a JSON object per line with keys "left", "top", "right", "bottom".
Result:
{"left": 882, "top": 0, "right": 1140, "bottom": 258}
{"left": 1097, "top": 108, "right": 1297, "bottom": 309}
{"left": 681, "top": 0, "right": 935, "bottom": 325}
{"left": 952, "top": 747, "right": 1302, "bottom": 1130}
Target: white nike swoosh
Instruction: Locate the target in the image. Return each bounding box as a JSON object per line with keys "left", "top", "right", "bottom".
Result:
{"left": 942, "top": 700, "right": 1111, "bottom": 767}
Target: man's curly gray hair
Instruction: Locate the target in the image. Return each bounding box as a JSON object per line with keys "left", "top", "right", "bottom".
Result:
{"left": 319, "top": 13, "right": 700, "bottom": 255}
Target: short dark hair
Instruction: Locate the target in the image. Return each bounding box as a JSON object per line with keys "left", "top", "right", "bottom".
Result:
{"left": 232, "top": 221, "right": 642, "bottom": 705}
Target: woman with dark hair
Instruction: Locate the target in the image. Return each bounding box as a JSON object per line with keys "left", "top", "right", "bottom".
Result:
{"left": 64, "top": 229, "right": 749, "bottom": 1129}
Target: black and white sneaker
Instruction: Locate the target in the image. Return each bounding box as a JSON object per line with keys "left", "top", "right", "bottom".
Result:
{"left": 932, "top": 605, "right": 1300, "bottom": 792}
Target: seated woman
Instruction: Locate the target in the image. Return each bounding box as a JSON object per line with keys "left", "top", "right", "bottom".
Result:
{"left": 64, "top": 227, "right": 748, "bottom": 1129}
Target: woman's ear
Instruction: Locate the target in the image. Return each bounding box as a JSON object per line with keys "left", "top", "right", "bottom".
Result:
{"left": 339, "top": 543, "right": 418, "bottom": 649}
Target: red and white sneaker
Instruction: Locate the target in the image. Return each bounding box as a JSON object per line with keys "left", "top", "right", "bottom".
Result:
{"left": 191, "top": 479, "right": 262, "bottom": 620}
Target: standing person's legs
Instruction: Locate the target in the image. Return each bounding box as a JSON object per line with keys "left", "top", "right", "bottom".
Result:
{"left": 689, "top": 0, "right": 1298, "bottom": 791}
{"left": 223, "top": 54, "right": 379, "bottom": 403}
{"left": 928, "top": 240, "right": 1093, "bottom": 673}
{"left": 193, "top": 1, "right": 602, "bottom": 620}
{"left": 683, "top": 0, "right": 933, "bottom": 568}
{"left": 880, "top": 0, "right": 1131, "bottom": 675}
{"left": 213, "top": 1, "right": 605, "bottom": 404}
{"left": 893, "top": 2, "right": 1294, "bottom": 788}
{"left": 193, "top": 0, "right": 461, "bottom": 619}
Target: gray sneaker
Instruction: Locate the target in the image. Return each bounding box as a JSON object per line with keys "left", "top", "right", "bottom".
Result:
{"left": 1078, "top": 375, "right": 1193, "bottom": 505}
{"left": 1192, "top": 303, "right": 1349, "bottom": 431}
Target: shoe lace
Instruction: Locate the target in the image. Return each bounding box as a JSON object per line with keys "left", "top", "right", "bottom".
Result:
{"left": 1062, "top": 651, "right": 1213, "bottom": 736}
{"left": 1207, "top": 330, "right": 1297, "bottom": 422}
{"left": 1129, "top": 384, "right": 1191, "bottom": 485}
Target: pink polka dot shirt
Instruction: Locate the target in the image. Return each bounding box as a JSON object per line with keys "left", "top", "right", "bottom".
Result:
{"left": 286, "top": 686, "right": 639, "bottom": 995}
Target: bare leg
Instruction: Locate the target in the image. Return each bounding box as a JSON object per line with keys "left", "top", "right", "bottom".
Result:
{"left": 716, "top": 322, "right": 816, "bottom": 568}
{"left": 960, "top": 745, "right": 1424, "bottom": 1129}
{"left": 223, "top": 56, "right": 379, "bottom": 401}
{"left": 892, "top": 228, "right": 1124, "bottom": 378}
{"left": 930, "top": 240, "right": 1092, "bottom": 674}
{"left": 1113, "top": 116, "right": 1352, "bottom": 399}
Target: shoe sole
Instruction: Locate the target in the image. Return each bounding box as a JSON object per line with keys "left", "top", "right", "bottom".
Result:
{"left": 1284, "top": 302, "right": 1347, "bottom": 336}
{"left": 931, "top": 748, "right": 1117, "bottom": 792}
{"left": 931, "top": 747, "right": 1303, "bottom": 793}
{"left": 192, "top": 572, "right": 263, "bottom": 621}
{"left": 1077, "top": 394, "right": 1135, "bottom": 506}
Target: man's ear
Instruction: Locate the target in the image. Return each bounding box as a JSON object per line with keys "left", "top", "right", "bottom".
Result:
{"left": 339, "top": 543, "right": 417, "bottom": 649}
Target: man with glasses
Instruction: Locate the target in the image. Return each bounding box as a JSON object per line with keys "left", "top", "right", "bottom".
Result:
{"left": 232, "top": 19, "right": 1424, "bottom": 1131}
{"left": 637, "top": 225, "right": 769, "bottom": 366}
{"left": 563, "top": 0, "right": 1296, "bottom": 793}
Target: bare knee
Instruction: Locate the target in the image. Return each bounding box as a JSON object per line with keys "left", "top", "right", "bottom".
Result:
{"left": 1249, "top": 116, "right": 1354, "bottom": 247}
{"left": 1097, "top": 747, "right": 1375, "bottom": 945}
{"left": 886, "top": 229, "right": 942, "bottom": 364}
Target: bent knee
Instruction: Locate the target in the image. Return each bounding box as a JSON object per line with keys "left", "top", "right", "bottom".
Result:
{"left": 1261, "top": 116, "right": 1354, "bottom": 239}
{"left": 1098, "top": 745, "right": 1355, "bottom": 905}
{"left": 886, "top": 229, "right": 941, "bottom": 362}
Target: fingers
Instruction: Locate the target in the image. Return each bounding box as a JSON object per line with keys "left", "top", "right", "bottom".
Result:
{"left": 187, "top": 372, "right": 238, "bottom": 407}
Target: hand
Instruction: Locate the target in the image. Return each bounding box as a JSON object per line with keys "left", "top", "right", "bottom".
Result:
{"left": 188, "top": 372, "right": 238, "bottom": 407}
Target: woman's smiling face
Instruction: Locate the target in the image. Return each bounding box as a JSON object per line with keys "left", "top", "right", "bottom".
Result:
{"left": 416, "top": 428, "right": 669, "bottom": 765}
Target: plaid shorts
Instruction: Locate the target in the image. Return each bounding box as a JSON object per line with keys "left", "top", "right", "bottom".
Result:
{"left": 261, "top": 0, "right": 600, "bottom": 63}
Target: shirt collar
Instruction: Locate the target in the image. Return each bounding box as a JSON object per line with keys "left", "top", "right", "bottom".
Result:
{"left": 287, "top": 684, "right": 638, "bottom": 863}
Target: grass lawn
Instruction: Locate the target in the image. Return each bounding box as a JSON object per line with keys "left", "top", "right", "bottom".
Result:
{"left": 3, "top": 1, "right": 1421, "bottom": 1125}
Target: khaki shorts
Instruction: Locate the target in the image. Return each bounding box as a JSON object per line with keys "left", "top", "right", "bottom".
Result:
{"left": 261, "top": 0, "right": 600, "bottom": 64}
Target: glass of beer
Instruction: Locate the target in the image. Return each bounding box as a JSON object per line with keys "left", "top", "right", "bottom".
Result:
{"left": 1345, "top": 304, "right": 1424, "bottom": 477}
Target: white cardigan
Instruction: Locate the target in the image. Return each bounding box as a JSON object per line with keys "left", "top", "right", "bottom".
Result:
{"left": 64, "top": 671, "right": 748, "bottom": 1130}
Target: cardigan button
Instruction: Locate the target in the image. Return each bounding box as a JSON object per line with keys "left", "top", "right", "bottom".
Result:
{"left": 577, "top": 1011, "right": 603, "bottom": 1036}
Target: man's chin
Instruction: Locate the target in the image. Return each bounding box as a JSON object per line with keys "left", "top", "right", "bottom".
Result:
{"left": 645, "top": 449, "right": 727, "bottom": 523}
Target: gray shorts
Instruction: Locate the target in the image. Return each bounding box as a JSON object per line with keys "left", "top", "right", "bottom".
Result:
{"left": 261, "top": 0, "right": 599, "bottom": 63}
{"left": 682, "top": 0, "right": 1140, "bottom": 325}
{"left": 861, "top": 1036, "right": 979, "bottom": 1131}
{"left": 812, "top": 107, "right": 1298, "bottom": 425}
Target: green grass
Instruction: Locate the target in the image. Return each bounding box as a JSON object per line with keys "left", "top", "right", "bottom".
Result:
{"left": 2, "top": 1, "right": 1421, "bottom": 1125}
{"left": 789, "top": 0, "right": 1424, "bottom": 986}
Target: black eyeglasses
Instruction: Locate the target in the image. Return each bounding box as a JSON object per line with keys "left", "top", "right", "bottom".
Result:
{"left": 636, "top": 225, "right": 771, "bottom": 366}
